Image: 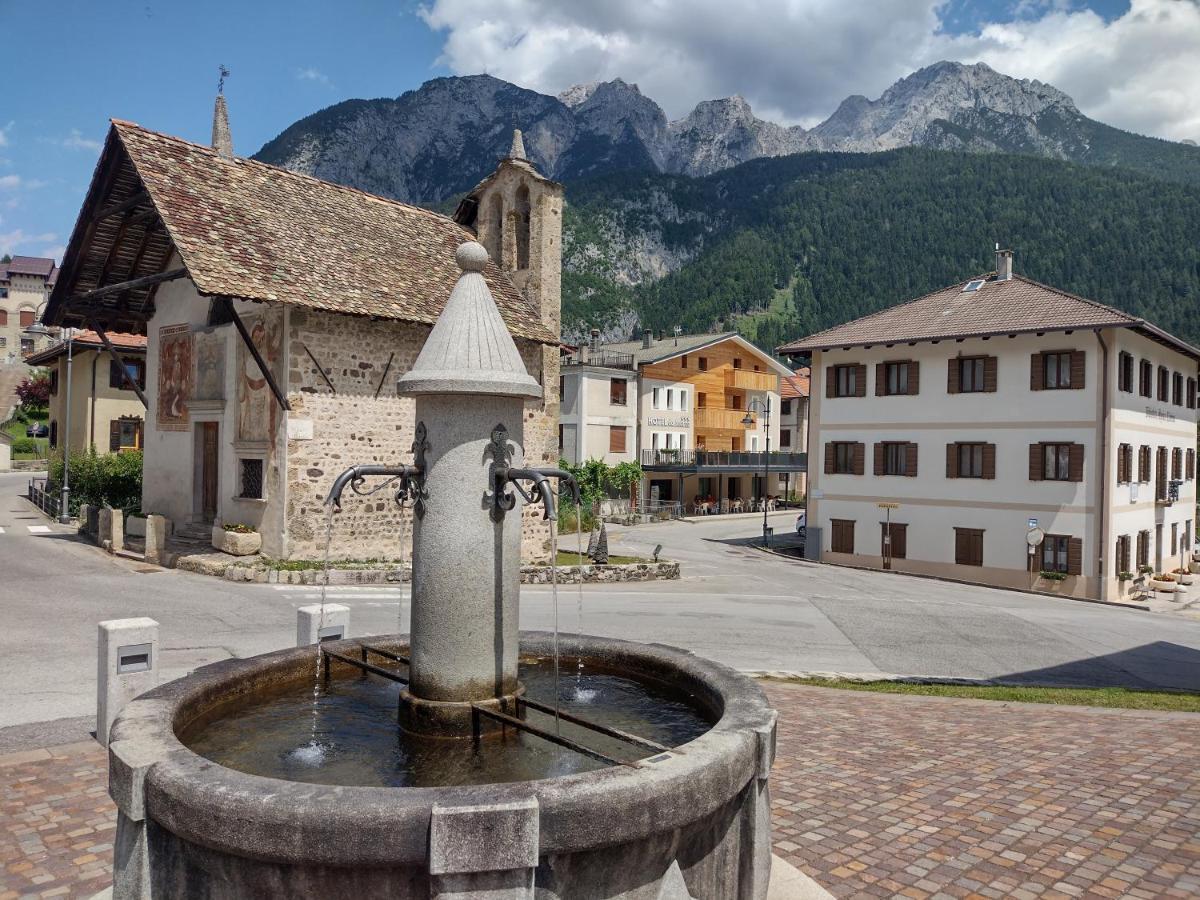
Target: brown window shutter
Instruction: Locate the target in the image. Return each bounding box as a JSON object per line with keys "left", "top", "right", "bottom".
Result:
{"left": 1030, "top": 353, "right": 1044, "bottom": 390}
{"left": 873, "top": 442, "right": 885, "bottom": 476}
{"left": 908, "top": 361, "right": 920, "bottom": 395}
{"left": 1070, "top": 350, "right": 1085, "bottom": 389}
{"left": 825, "top": 367, "right": 835, "bottom": 399}
{"left": 1116, "top": 445, "right": 1126, "bottom": 483}
{"left": 1029, "top": 443, "right": 1044, "bottom": 481}
{"left": 947, "top": 358, "right": 960, "bottom": 394}
{"left": 1172, "top": 447, "right": 1182, "bottom": 480}
{"left": 1188, "top": 449, "right": 1195, "bottom": 480}
{"left": 946, "top": 443, "right": 958, "bottom": 478}
{"left": 875, "top": 363, "right": 885, "bottom": 396}
{"left": 1068, "top": 444, "right": 1084, "bottom": 482}
{"left": 1067, "top": 537, "right": 1083, "bottom": 576}
{"left": 855, "top": 365, "right": 867, "bottom": 397}
{"left": 982, "top": 443, "right": 996, "bottom": 479}
{"left": 905, "top": 442, "right": 918, "bottom": 477}
{"left": 852, "top": 442, "right": 865, "bottom": 475}
{"left": 824, "top": 442, "right": 835, "bottom": 475}
{"left": 983, "top": 356, "right": 998, "bottom": 392}
{"left": 109, "top": 420, "right": 121, "bottom": 453}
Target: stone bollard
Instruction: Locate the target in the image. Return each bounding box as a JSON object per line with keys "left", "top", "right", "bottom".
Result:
{"left": 77, "top": 503, "right": 92, "bottom": 535}
{"left": 296, "top": 604, "right": 350, "bottom": 646}
{"left": 144, "top": 515, "right": 167, "bottom": 565}
{"left": 97, "top": 618, "right": 159, "bottom": 747}
{"left": 98, "top": 506, "right": 125, "bottom": 553}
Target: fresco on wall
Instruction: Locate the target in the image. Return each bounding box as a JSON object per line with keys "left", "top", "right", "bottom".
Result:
{"left": 236, "top": 312, "right": 283, "bottom": 444}
{"left": 193, "top": 329, "right": 226, "bottom": 401}
{"left": 156, "top": 324, "right": 193, "bottom": 431}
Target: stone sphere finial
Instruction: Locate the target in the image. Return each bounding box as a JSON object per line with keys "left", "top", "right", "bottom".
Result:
{"left": 456, "top": 241, "right": 489, "bottom": 273}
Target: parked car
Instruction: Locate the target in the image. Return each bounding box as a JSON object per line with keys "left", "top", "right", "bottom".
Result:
{"left": 795, "top": 511, "right": 806, "bottom": 534}
{"left": 25, "top": 423, "right": 49, "bottom": 438}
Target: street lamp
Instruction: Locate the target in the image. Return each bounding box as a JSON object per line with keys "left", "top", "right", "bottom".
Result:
{"left": 24, "top": 306, "right": 73, "bottom": 524}
{"left": 741, "top": 396, "right": 771, "bottom": 548}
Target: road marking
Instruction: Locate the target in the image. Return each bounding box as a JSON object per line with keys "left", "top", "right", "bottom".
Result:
{"left": 27, "top": 525, "right": 51, "bottom": 534}
{"left": 0, "top": 527, "right": 5, "bottom": 534}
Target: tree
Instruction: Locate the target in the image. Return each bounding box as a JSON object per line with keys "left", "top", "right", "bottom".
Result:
{"left": 1, "top": 253, "right": 11, "bottom": 265}
{"left": 16, "top": 373, "right": 50, "bottom": 410}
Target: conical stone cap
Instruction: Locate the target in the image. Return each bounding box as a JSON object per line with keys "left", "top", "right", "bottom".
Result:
{"left": 398, "top": 241, "right": 543, "bottom": 398}
{"left": 508, "top": 128, "right": 526, "bottom": 160}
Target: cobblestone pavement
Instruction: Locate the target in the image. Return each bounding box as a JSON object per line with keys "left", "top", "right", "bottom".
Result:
{"left": 765, "top": 683, "right": 1200, "bottom": 899}
{"left": 2, "top": 686, "right": 1198, "bottom": 898}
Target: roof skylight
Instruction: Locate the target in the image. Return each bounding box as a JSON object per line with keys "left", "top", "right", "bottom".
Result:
{"left": 963, "top": 279, "right": 986, "bottom": 292}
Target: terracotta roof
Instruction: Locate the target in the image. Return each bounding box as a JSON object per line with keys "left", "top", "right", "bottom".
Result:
{"left": 2, "top": 256, "right": 56, "bottom": 279}
{"left": 777, "top": 273, "right": 1200, "bottom": 361}
{"left": 103, "top": 121, "right": 555, "bottom": 344}
{"left": 781, "top": 367, "right": 809, "bottom": 399}
{"left": 25, "top": 330, "right": 146, "bottom": 366}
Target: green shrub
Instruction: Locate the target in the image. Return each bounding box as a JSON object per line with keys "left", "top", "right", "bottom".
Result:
{"left": 11, "top": 437, "right": 37, "bottom": 455}
{"left": 49, "top": 449, "right": 143, "bottom": 515}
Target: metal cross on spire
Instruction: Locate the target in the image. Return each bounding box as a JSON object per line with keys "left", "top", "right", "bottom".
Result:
{"left": 217, "top": 64, "right": 230, "bottom": 95}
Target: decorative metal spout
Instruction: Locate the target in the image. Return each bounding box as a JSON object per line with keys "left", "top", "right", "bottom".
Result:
{"left": 325, "top": 464, "right": 423, "bottom": 511}
{"left": 492, "top": 465, "right": 581, "bottom": 521}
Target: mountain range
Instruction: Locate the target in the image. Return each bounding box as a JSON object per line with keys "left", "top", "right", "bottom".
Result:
{"left": 255, "top": 61, "right": 1200, "bottom": 202}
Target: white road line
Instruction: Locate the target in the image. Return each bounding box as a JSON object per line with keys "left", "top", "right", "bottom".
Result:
{"left": 27, "top": 525, "right": 51, "bottom": 534}
{"left": 0, "top": 527, "right": 5, "bottom": 534}
{"left": 271, "top": 584, "right": 406, "bottom": 592}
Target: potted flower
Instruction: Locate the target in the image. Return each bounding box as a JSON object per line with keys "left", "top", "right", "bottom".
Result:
{"left": 1148, "top": 572, "right": 1179, "bottom": 592}
{"left": 212, "top": 522, "right": 262, "bottom": 556}
{"left": 1036, "top": 570, "right": 1068, "bottom": 592}
{"left": 1171, "top": 567, "right": 1194, "bottom": 586}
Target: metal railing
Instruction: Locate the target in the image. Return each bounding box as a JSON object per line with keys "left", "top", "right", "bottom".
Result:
{"left": 562, "top": 350, "right": 636, "bottom": 370}
{"left": 27, "top": 477, "right": 60, "bottom": 518}
{"left": 641, "top": 449, "right": 808, "bottom": 470}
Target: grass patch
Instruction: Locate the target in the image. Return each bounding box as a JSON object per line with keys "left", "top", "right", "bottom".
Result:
{"left": 2, "top": 416, "right": 49, "bottom": 460}
{"left": 770, "top": 678, "right": 1200, "bottom": 712}
{"left": 554, "top": 550, "right": 647, "bottom": 566}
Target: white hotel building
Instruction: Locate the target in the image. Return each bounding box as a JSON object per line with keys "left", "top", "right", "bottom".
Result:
{"left": 780, "top": 249, "right": 1199, "bottom": 603}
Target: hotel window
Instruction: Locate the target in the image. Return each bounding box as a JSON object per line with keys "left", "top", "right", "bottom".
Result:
{"left": 879, "top": 360, "right": 914, "bottom": 396}
{"left": 666, "top": 388, "right": 674, "bottom": 410}
{"left": 652, "top": 387, "right": 661, "bottom": 409}
{"left": 875, "top": 441, "right": 917, "bottom": 477}
{"left": 1173, "top": 372, "right": 1184, "bottom": 406}
{"left": 1117, "top": 352, "right": 1134, "bottom": 393}
{"left": 830, "top": 519, "right": 855, "bottom": 554}
{"left": 751, "top": 435, "right": 759, "bottom": 451}
{"left": 1138, "top": 445, "right": 1151, "bottom": 482}
{"left": 954, "top": 528, "right": 984, "bottom": 567}
{"left": 826, "top": 441, "right": 863, "bottom": 475}
{"left": 833, "top": 365, "right": 859, "bottom": 398}
{"left": 1030, "top": 442, "right": 1082, "bottom": 482}
{"left": 1157, "top": 366, "right": 1169, "bottom": 401}
{"left": 1139, "top": 359, "right": 1153, "bottom": 397}
{"left": 949, "top": 442, "right": 992, "bottom": 479}
{"left": 679, "top": 389, "right": 688, "bottom": 409}
{"left": 609, "top": 425, "right": 627, "bottom": 454}
{"left": 1117, "top": 443, "right": 1133, "bottom": 484}
{"left": 1040, "top": 534, "right": 1080, "bottom": 575}
{"left": 1042, "top": 351, "right": 1073, "bottom": 389}
{"left": 609, "top": 378, "right": 627, "bottom": 406}
{"left": 957, "top": 357, "right": 986, "bottom": 393}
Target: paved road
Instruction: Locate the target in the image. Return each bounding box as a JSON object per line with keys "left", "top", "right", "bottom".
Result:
{"left": 4, "top": 470, "right": 1200, "bottom": 731}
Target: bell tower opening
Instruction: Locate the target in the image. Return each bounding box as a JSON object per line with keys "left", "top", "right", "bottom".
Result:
{"left": 484, "top": 193, "right": 504, "bottom": 264}
{"left": 515, "top": 183, "right": 531, "bottom": 271}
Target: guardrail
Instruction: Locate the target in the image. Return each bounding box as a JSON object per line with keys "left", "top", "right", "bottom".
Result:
{"left": 641, "top": 450, "right": 808, "bottom": 470}
{"left": 27, "top": 477, "right": 60, "bottom": 518}
{"left": 562, "top": 350, "right": 636, "bottom": 370}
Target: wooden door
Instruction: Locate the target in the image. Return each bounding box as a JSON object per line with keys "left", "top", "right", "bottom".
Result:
{"left": 201, "top": 422, "right": 219, "bottom": 523}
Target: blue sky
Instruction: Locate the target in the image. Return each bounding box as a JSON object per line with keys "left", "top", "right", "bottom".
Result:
{"left": 5, "top": 0, "right": 1188, "bottom": 264}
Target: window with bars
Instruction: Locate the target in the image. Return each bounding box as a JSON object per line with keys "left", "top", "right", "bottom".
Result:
{"left": 239, "top": 458, "right": 265, "bottom": 500}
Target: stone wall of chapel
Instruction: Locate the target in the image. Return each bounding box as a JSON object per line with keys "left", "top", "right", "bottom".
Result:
{"left": 284, "top": 308, "right": 554, "bottom": 562}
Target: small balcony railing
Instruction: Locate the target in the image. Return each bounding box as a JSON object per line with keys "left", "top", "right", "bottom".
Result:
{"left": 695, "top": 406, "right": 755, "bottom": 430}
{"left": 641, "top": 449, "right": 807, "bottom": 470}
{"left": 562, "top": 350, "right": 635, "bottom": 370}
{"left": 724, "top": 369, "right": 776, "bottom": 392}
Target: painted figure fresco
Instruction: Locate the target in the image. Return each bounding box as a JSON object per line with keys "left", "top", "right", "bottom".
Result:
{"left": 237, "top": 313, "right": 282, "bottom": 444}
{"left": 193, "top": 329, "right": 227, "bottom": 401}
{"left": 156, "top": 324, "right": 193, "bottom": 431}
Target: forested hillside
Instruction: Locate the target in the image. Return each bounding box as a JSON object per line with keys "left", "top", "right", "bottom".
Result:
{"left": 562, "top": 149, "right": 1200, "bottom": 352}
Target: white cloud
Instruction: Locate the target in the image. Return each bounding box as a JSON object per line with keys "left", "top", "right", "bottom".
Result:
{"left": 0, "top": 229, "right": 59, "bottom": 257}
{"left": 0, "top": 174, "right": 47, "bottom": 192}
{"left": 38, "top": 243, "right": 66, "bottom": 261}
{"left": 0, "top": 121, "right": 11, "bottom": 148}
{"left": 295, "top": 67, "right": 334, "bottom": 87}
{"left": 59, "top": 129, "right": 102, "bottom": 152}
{"left": 418, "top": 0, "right": 1200, "bottom": 140}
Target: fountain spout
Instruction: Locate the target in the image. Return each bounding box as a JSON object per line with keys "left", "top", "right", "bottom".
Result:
{"left": 493, "top": 467, "right": 580, "bottom": 521}
{"left": 325, "top": 464, "right": 423, "bottom": 512}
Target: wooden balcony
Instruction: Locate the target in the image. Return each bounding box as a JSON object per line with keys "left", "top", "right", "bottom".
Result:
{"left": 724, "top": 368, "right": 777, "bottom": 392}
{"left": 695, "top": 406, "right": 754, "bottom": 431}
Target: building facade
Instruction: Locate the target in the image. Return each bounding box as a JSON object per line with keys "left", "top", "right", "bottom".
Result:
{"left": 780, "top": 249, "right": 1199, "bottom": 602}
{"left": 45, "top": 111, "right": 561, "bottom": 562}
{"left": 25, "top": 331, "right": 147, "bottom": 454}
{"left": 0, "top": 256, "right": 58, "bottom": 362}
{"left": 777, "top": 368, "right": 809, "bottom": 500}
{"left": 561, "top": 330, "right": 804, "bottom": 511}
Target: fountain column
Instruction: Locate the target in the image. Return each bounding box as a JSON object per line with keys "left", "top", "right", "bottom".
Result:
{"left": 397, "top": 241, "right": 543, "bottom": 735}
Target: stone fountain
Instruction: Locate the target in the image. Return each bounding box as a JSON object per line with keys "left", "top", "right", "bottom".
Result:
{"left": 105, "top": 243, "right": 779, "bottom": 899}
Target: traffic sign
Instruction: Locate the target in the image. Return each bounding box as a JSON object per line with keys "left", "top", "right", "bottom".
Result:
{"left": 1026, "top": 527, "right": 1045, "bottom": 547}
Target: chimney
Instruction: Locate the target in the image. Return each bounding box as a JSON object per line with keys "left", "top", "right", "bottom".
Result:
{"left": 211, "top": 65, "right": 233, "bottom": 160}
{"left": 508, "top": 128, "right": 526, "bottom": 161}
{"left": 590, "top": 328, "right": 601, "bottom": 351}
{"left": 995, "top": 247, "right": 1013, "bottom": 281}
{"left": 642, "top": 329, "right": 654, "bottom": 349}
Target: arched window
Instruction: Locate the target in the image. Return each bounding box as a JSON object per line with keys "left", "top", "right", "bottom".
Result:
{"left": 515, "top": 184, "right": 531, "bottom": 271}
{"left": 485, "top": 193, "right": 504, "bottom": 262}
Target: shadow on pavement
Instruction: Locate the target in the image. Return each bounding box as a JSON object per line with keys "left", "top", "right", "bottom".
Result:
{"left": 1000, "top": 641, "right": 1200, "bottom": 692}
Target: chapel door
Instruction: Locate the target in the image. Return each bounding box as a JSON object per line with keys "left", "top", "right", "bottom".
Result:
{"left": 200, "top": 422, "right": 219, "bottom": 523}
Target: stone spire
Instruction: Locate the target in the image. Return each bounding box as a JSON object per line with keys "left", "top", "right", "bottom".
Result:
{"left": 398, "top": 242, "right": 542, "bottom": 398}
{"left": 507, "top": 128, "right": 526, "bottom": 161}
{"left": 212, "top": 65, "right": 233, "bottom": 160}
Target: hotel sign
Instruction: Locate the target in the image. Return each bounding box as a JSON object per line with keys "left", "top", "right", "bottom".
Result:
{"left": 1145, "top": 406, "right": 1176, "bottom": 422}
{"left": 647, "top": 415, "right": 692, "bottom": 427}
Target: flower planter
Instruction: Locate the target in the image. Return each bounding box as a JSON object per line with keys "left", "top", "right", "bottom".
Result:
{"left": 1148, "top": 577, "right": 1180, "bottom": 592}
{"left": 211, "top": 526, "right": 262, "bottom": 556}
{"left": 1190, "top": 561, "right": 1200, "bottom": 575}
{"left": 1173, "top": 572, "right": 1195, "bottom": 586}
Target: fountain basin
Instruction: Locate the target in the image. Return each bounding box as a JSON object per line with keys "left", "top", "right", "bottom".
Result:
{"left": 108, "top": 632, "right": 776, "bottom": 899}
